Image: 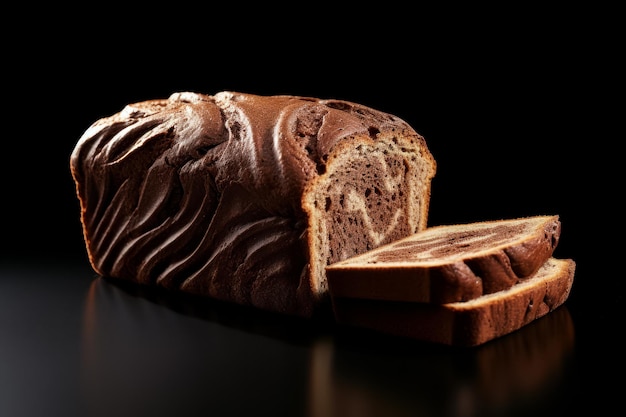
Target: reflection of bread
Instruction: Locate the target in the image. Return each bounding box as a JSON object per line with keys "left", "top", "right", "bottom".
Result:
{"left": 70, "top": 91, "right": 436, "bottom": 317}
{"left": 327, "top": 215, "right": 562, "bottom": 303}
{"left": 473, "top": 304, "right": 574, "bottom": 405}
{"left": 331, "top": 258, "right": 575, "bottom": 346}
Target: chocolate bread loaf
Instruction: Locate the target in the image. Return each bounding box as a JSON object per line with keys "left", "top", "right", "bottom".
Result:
{"left": 70, "top": 91, "right": 437, "bottom": 317}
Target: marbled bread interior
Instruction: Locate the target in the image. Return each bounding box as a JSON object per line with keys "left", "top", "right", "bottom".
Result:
{"left": 326, "top": 215, "right": 561, "bottom": 303}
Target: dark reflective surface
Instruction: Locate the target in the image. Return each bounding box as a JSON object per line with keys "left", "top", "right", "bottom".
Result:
{"left": 1, "top": 262, "right": 618, "bottom": 417}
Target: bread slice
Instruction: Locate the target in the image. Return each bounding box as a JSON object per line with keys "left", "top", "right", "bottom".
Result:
{"left": 331, "top": 257, "right": 575, "bottom": 346}
{"left": 326, "top": 215, "right": 561, "bottom": 304}
{"left": 70, "top": 91, "right": 436, "bottom": 317}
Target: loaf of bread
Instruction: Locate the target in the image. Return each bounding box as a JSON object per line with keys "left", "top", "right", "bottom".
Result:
{"left": 70, "top": 91, "right": 437, "bottom": 317}
{"left": 326, "top": 215, "right": 562, "bottom": 304}
{"left": 331, "top": 257, "right": 575, "bottom": 346}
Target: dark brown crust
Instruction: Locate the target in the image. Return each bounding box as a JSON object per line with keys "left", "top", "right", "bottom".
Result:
{"left": 331, "top": 258, "right": 575, "bottom": 346}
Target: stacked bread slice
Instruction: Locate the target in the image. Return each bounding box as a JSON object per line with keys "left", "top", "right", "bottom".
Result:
{"left": 326, "top": 215, "right": 575, "bottom": 346}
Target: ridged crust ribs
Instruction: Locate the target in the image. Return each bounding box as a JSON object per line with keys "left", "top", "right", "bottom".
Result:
{"left": 70, "top": 91, "right": 437, "bottom": 317}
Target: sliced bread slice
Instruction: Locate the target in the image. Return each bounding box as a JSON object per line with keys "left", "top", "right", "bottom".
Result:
{"left": 326, "top": 215, "right": 561, "bottom": 304}
{"left": 331, "top": 257, "right": 575, "bottom": 346}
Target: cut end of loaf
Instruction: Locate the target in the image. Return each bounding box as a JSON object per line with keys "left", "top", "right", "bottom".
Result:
{"left": 303, "top": 131, "right": 436, "bottom": 302}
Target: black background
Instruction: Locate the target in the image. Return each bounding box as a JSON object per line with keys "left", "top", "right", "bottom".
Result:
{"left": 2, "top": 5, "right": 622, "bottom": 416}
{"left": 5, "top": 8, "right": 618, "bottom": 288}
